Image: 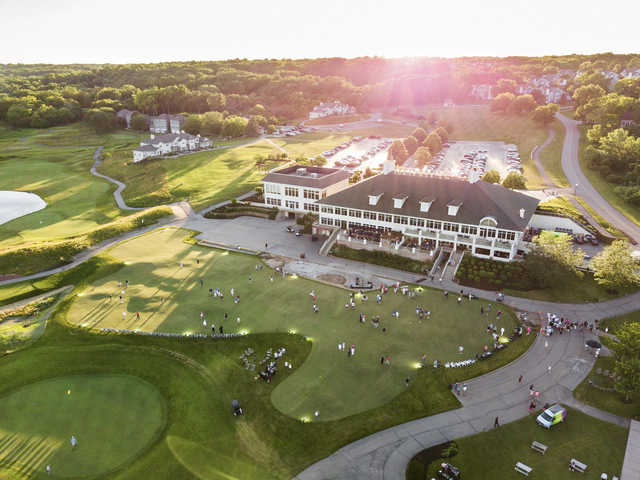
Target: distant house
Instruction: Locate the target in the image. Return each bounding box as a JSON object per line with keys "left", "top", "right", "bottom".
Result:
{"left": 545, "top": 87, "right": 566, "bottom": 104}
{"left": 149, "top": 114, "right": 186, "bottom": 134}
{"left": 621, "top": 112, "right": 636, "bottom": 128}
{"left": 116, "top": 109, "right": 135, "bottom": 128}
{"left": 443, "top": 98, "right": 455, "bottom": 108}
{"left": 309, "top": 101, "right": 356, "bottom": 119}
{"left": 132, "top": 132, "right": 211, "bottom": 163}
{"left": 470, "top": 84, "right": 493, "bottom": 101}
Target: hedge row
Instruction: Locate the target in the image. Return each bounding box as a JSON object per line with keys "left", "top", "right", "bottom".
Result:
{"left": 204, "top": 204, "right": 277, "bottom": 220}
{"left": 330, "top": 244, "right": 432, "bottom": 274}
{"left": 0, "top": 206, "right": 173, "bottom": 277}
{"left": 455, "top": 256, "right": 534, "bottom": 290}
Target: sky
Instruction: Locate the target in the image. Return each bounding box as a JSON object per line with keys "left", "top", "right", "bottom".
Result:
{"left": 0, "top": 0, "right": 637, "bottom": 64}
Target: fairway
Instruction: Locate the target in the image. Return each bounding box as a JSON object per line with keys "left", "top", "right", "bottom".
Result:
{"left": 68, "top": 227, "right": 518, "bottom": 421}
{"left": 0, "top": 374, "right": 165, "bottom": 478}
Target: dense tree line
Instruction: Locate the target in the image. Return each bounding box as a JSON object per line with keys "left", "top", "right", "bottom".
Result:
{"left": 2, "top": 54, "right": 640, "bottom": 130}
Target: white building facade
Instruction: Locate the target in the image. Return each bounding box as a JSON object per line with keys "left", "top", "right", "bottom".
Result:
{"left": 133, "top": 133, "right": 211, "bottom": 162}
{"left": 309, "top": 101, "right": 356, "bottom": 119}
{"left": 262, "top": 166, "right": 352, "bottom": 215}
{"left": 315, "top": 172, "right": 540, "bottom": 262}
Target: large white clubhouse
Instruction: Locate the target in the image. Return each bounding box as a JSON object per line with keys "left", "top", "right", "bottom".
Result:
{"left": 263, "top": 165, "right": 540, "bottom": 262}
{"left": 132, "top": 133, "right": 211, "bottom": 162}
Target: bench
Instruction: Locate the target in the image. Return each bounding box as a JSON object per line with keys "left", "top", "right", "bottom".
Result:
{"left": 531, "top": 440, "right": 548, "bottom": 455}
{"left": 569, "top": 459, "right": 588, "bottom": 473}
{"left": 515, "top": 462, "right": 532, "bottom": 476}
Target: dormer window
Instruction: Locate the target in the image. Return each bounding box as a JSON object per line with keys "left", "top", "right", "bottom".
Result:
{"left": 420, "top": 196, "right": 435, "bottom": 212}
{"left": 447, "top": 200, "right": 462, "bottom": 216}
{"left": 368, "top": 193, "right": 383, "bottom": 206}
{"left": 393, "top": 194, "right": 408, "bottom": 209}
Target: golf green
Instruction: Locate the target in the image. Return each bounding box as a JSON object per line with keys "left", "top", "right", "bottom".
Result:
{"left": 67, "top": 227, "right": 518, "bottom": 421}
{"left": 0, "top": 374, "right": 166, "bottom": 478}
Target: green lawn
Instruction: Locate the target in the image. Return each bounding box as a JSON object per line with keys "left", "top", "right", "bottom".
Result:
{"left": 67, "top": 227, "right": 519, "bottom": 421}
{"left": 0, "top": 124, "right": 146, "bottom": 249}
{"left": 600, "top": 310, "right": 640, "bottom": 335}
{"left": 97, "top": 140, "right": 277, "bottom": 209}
{"left": 424, "top": 106, "right": 550, "bottom": 189}
{"left": 421, "top": 407, "right": 627, "bottom": 479}
{"left": 0, "top": 293, "right": 61, "bottom": 351}
{"left": 504, "top": 270, "right": 637, "bottom": 303}
{"left": 574, "top": 356, "right": 640, "bottom": 420}
{"left": 538, "top": 119, "right": 569, "bottom": 187}
{"left": 577, "top": 125, "right": 640, "bottom": 228}
{"left": 0, "top": 374, "right": 166, "bottom": 478}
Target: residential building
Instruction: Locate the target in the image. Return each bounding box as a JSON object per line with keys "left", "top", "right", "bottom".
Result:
{"left": 545, "top": 87, "right": 566, "bottom": 104}
{"left": 309, "top": 101, "right": 356, "bottom": 119}
{"left": 314, "top": 172, "right": 539, "bottom": 262}
{"left": 470, "top": 84, "right": 493, "bottom": 101}
{"left": 149, "top": 114, "right": 186, "bottom": 134}
{"left": 621, "top": 111, "right": 637, "bottom": 128}
{"left": 261, "top": 165, "right": 352, "bottom": 215}
{"left": 132, "top": 133, "right": 211, "bottom": 162}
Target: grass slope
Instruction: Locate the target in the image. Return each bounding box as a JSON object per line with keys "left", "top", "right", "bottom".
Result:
{"left": 97, "top": 140, "right": 277, "bottom": 209}
{"left": 0, "top": 124, "right": 145, "bottom": 248}
{"left": 67, "top": 227, "right": 519, "bottom": 420}
{"left": 423, "top": 407, "right": 627, "bottom": 479}
{"left": 537, "top": 119, "right": 569, "bottom": 187}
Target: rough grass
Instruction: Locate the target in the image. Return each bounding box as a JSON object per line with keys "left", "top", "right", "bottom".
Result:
{"left": 97, "top": 140, "right": 277, "bottom": 209}
{"left": 0, "top": 206, "right": 172, "bottom": 276}
{"left": 573, "top": 356, "right": 640, "bottom": 420}
{"left": 423, "top": 407, "right": 627, "bottom": 479}
{"left": 600, "top": 310, "right": 640, "bottom": 335}
{"left": 305, "top": 114, "right": 365, "bottom": 125}
{"left": 537, "top": 119, "right": 570, "bottom": 187}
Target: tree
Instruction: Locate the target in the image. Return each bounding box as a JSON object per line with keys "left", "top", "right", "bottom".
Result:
{"left": 611, "top": 322, "right": 640, "bottom": 402}
{"left": 501, "top": 172, "right": 526, "bottom": 189}
{"left": 200, "top": 111, "right": 224, "bottom": 136}
{"left": 414, "top": 147, "right": 432, "bottom": 169}
{"left": 423, "top": 132, "right": 442, "bottom": 155}
{"left": 130, "top": 112, "right": 149, "bottom": 131}
{"left": 573, "top": 84, "right": 606, "bottom": 108}
{"left": 495, "top": 78, "right": 517, "bottom": 95}
{"left": 349, "top": 171, "right": 362, "bottom": 184}
{"left": 221, "top": 115, "right": 248, "bottom": 138}
{"left": 363, "top": 167, "right": 376, "bottom": 179}
{"left": 411, "top": 127, "right": 427, "bottom": 144}
{"left": 6, "top": 103, "right": 34, "bottom": 127}
{"left": 511, "top": 94, "right": 537, "bottom": 114}
{"left": 434, "top": 126, "right": 449, "bottom": 144}
{"left": 532, "top": 104, "right": 559, "bottom": 125}
{"left": 524, "top": 231, "right": 584, "bottom": 287}
{"left": 531, "top": 88, "right": 546, "bottom": 105}
{"left": 85, "top": 108, "right": 118, "bottom": 133}
{"left": 490, "top": 92, "right": 515, "bottom": 113}
{"left": 246, "top": 116, "right": 263, "bottom": 137}
{"left": 403, "top": 135, "right": 419, "bottom": 156}
{"left": 389, "top": 140, "right": 409, "bottom": 166}
{"left": 591, "top": 240, "right": 640, "bottom": 289}
{"left": 596, "top": 128, "right": 640, "bottom": 172}
{"left": 183, "top": 115, "right": 202, "bottom": 135}
{"left": 615, "top": 78, "right": 640, "bottom": 99}
{"left": 312, "top": 155, "right": 327, "bottom": 166}
{"left": 482, "top": 170, "right": 501, "bottom": 184}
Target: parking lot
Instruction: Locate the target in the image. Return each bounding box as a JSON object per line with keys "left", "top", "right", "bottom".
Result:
{"left": 324, "top": 137, "right": 393, "bottom": 172}
{"left": 425, "top": 140, "right": 520, "bottom": 181}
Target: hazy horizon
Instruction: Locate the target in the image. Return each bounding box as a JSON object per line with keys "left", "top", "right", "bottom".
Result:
{"left": 1, "top": 0, "right": 638, "bottom": 65}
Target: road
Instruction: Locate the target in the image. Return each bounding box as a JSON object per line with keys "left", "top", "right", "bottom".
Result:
{"left": 557, "top": 113, "right": 640, "bottom": 245}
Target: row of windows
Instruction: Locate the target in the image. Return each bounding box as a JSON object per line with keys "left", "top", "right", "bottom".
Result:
{"left": 305, "top": 203, "right": 319, "bottom": 212}
{"left": 266, "top": 198, "right": 281, "bottom": 206}
{"left": 265, "top": 183, "right": 281, "bottom": 194}
{"left": 303, "top": 189, "right": 319, "bottom": 200}
{"left": 320, "top": 208, "right": 518, "bottom": 240}
{"left": 284, "top": 187, "right": 298, "bottom": 197}
{"left": 285, "top": 200, "right": 299, "bottom": 209}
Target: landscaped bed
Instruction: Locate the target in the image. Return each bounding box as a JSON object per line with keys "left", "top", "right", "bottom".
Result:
{"left": 330, "top": 243, "right": 432, "bottom": 274}
{"left": 204, "top": 203, "right": 277, "bottom": 220}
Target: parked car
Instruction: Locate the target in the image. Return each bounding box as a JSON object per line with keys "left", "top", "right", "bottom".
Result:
{"left": 295, "top": 230, "right": 304, "bottom": 237}
{"left": 536, "top": 404, "right": 567, "bottom": 428}
{"left": 286, "top": 225, "right": 295, "bottom": 233}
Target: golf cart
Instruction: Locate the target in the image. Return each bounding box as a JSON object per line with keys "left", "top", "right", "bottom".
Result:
{"left": 536, "top": 403, "right": 567, "bottom": 428}
{"left": 437, "top": 462, "right": 461, "bottom": 480}
{"left": 286, "top": 225, "right": 295, "bottom": 233}
{"left": 232, "top": 399, "right": 244, "bottom": 416}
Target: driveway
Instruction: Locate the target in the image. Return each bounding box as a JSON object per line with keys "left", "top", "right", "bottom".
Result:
{"left": 557, "top": 113, "right": 640, "bottom": 246}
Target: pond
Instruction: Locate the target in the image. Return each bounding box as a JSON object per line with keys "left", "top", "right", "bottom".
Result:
{"left": 0, "top": 191, "right": 47, "bottom": 225}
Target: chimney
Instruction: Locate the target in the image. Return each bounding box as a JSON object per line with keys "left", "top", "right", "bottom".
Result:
{"left": 519, "top": 208, "right": 525, "bottom": 219}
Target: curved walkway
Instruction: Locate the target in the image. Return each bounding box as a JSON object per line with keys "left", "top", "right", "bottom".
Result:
{"left": 90, "top": 146, "right": 142, "bottom": 211}
{"left": 557, "top": 113, "right": 640, "bottom": 244}
{"left": 294, "top": 329, "right": 628, "bottom": 480}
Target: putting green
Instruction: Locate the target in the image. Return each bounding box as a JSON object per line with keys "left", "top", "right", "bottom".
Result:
{"left": 0, "top": 374, "right": 166, "bottom": 478}
{"left": 68, "top": 228, "right": 518, "bottom": 421}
